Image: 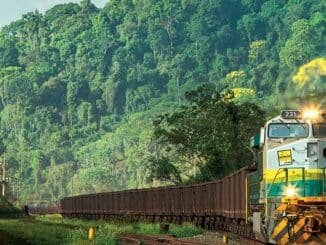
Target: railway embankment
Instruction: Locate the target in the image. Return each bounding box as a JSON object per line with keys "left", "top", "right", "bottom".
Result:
{"left": 0, "top": 215, "right": 209, "bottom": 244}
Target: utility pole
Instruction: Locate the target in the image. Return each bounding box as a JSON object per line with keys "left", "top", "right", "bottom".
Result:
{"left": 2, "top": 154, "right": 5, "bottom": 197}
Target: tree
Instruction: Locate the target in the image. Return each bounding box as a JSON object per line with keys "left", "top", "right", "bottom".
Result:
{"left": 148, "top": 157, "right": 181, "bottom": 184}
{"left": 248, "top": 40, "right": 266, "bottom": 64}
{"left": 0, "top": 33, "right": 19, "bottom": 68}
{"left": 223, "top": 70, "right": 247, "bottom": 88}
{"left": 237, "top": 13, "right": 266, "bottom": 42}
{"left": 280, "top": 19, "right": 316, "bottom": 68}
{"left": 0, "top": 67, "right": 35, "bottom": 107}
{"left": 153, "top": 85, "right": 265, "bottom": 181}
{"left": 292, "top": 58, "right": 326, "bottom": 94}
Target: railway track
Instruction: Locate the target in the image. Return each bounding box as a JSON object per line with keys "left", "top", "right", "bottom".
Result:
{"left": 237, "top": 237, "right": 266, "bottom": 245}
{"left": 118, "top": 233, "right": 266, "bottom": 245}
{"left": 119, "top": 234, "right": 209, "bottom": 245}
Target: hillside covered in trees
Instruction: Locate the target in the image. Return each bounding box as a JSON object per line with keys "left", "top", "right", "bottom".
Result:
{"left": 0, "top": 0, "right": 325, "bottom": 202}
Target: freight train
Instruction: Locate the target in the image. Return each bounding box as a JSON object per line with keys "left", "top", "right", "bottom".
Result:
{"left": 60, "top": 108, "right": 326, "bottom": 244}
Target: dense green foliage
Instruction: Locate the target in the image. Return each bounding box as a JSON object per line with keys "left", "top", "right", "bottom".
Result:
{"left": 151, "top": 86, "right": 265, "bottom": 182}
{"left": 0, "top": 196, "right": 21, "bottom": 217}
{"left": 0, "top": 0, "right": 324, "bottom": 202}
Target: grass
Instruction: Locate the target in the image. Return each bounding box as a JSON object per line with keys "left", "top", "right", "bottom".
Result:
{"left": 0, "top": 215, "right": 204, "bottom": 244}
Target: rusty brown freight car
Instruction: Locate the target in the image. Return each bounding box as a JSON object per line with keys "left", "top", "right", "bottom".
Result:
{"left": 222, "top": 167, "right": 251, "bottom": 219}
{"left": 60, "top": 166, "right": 255, "bottom": 231}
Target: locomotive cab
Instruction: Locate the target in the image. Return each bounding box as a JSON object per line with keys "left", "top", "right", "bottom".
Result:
{"left": 255, "top": 109, "right": 326, "bottom": 243}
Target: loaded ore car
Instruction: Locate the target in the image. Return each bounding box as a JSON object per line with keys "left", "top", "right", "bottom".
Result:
{"left": 60, "top": 109, "right": 326, "bottom": 244}
{"left": 61, "top": 166, "right": 255, "bottom": 237}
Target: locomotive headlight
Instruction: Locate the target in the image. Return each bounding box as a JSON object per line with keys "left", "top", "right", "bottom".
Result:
{"left": 284, "top": 185, "right": 298, "bottom": 198}
{"left": 302, "top": 109, "right": 319, "bottom": 119}
{"left": 307, "top": 143, "right": 318, "bottom": 158}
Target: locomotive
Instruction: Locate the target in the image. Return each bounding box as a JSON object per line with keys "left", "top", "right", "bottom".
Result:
{"left": 248, "top": 108, "right": 326, "bottom": 243}
{"left": 60, "top": 108, "right": 326, "bottom": 244}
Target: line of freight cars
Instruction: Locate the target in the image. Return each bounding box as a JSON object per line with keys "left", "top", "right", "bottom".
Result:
{"left": 60, "top": 166, "right": 257, "bottom": 239}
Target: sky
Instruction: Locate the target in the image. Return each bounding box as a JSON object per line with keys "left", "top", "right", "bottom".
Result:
{"left": 0, "top": 0, "right": 108, "bottom": 27}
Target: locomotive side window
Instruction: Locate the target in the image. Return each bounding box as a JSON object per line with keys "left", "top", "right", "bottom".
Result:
{"left": 268, "top": 123, "right": 309, "bottom": 138}
{"left": 312, "top": 123, "right": 326, "bottom": 137}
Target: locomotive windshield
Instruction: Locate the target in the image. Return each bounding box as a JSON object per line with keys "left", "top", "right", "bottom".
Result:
{"left": 312, "top": 123, "right": 326, "bottom": 137}
{"left": 268, "top": 123, "right": 309, "bottom": 138}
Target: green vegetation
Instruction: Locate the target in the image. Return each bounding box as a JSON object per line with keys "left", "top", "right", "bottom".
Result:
{"left": 151, "top": 86, "right": 265, "bottom": 182}
{"left": 0, "top": 215, "right": 203, "bottom": 244}
{"left": 0, "top": 0, "right": 325, "bottom": 202}
{"left": 0, "top": 196, "right": 21, "bottom": 217}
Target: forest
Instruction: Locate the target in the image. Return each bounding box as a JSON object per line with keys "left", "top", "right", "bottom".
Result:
{"left": 0, "top": 0, "right": 325, "bottom": 202}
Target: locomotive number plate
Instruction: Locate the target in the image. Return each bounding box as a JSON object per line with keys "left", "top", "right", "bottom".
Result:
{"left": 277, "top": 150, "right": 292, "bottom": 166}
{"left": 281, "top": 110, "right": 301, "bottom": 119}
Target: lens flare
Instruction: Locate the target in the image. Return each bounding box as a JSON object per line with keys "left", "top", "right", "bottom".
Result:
{"left": 284, "top": 185, "right": 298, "bottom": 198}
{"left": 301, "top": 103, "right": 321, "bottom": 119}
{"left": 302, "top": 109, "right": 319, "bottom": 119}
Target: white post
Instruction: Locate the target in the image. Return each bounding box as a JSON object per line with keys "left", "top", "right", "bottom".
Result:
{"left": 2, "top": 154, "right": 5, "bottom": 197}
